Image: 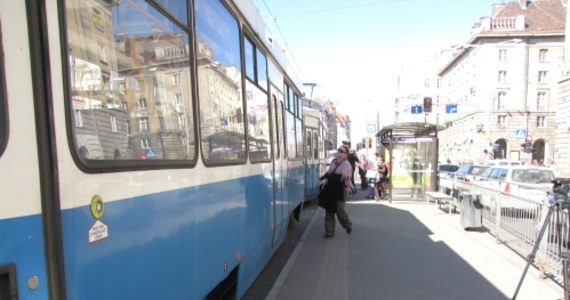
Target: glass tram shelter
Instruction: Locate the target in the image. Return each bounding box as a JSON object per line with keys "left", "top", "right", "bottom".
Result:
{"left": 377, "top": 122, "right": 444, "bottom": 201}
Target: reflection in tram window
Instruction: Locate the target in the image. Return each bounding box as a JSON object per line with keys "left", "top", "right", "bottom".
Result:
{"left": 246, "top": 81, "right": 270, "bottom": 162}
{"left": 286, "top": 111, "right": 296, "bottom": 159}
{"left": 296, "top": 117, "right": 303, "bottom": 158}
{"left": 195, "top": 0, "right": 245, "bottom": 164}
{"left": 154, "top": 0, "right": 188, "bottom": 25}
{"left": 65, "top": 0, "right": 196, "bottom": 162}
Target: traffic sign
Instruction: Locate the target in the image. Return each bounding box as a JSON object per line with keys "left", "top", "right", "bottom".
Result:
{"left": 411, "top": 105, "right": 423, "bottom": 114}
{"left": 146, "top": 148, "right": 156, "bottom": 158}
{"left": 515, "top": 129, "right": 527, "bottom": 139}
{"left": 445, "top": 104, "right": 457, "bottom": 114}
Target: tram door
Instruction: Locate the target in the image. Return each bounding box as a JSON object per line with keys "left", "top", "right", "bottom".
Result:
{"left": 305, "top": 128, "right": 319, "bottom": 199}
{"left": 271, "top": 93, "right": 287, "bottom": 246}
{"left": 0, "top": 1, "right": 54, "bottom": 298}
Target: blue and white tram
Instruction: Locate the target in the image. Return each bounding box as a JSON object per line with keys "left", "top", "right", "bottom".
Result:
{"left": 303, "top": 108, "right": 329, "bottom": 200}
{"left": 0, "top": 0, "right": 309, "bottom": 299}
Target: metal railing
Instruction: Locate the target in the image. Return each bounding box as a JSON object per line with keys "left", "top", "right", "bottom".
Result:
{"left": 439, "top": 176, "right": 567, "bottom": 283}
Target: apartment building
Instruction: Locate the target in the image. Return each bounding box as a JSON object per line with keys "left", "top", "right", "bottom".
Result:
{"left": 437, "top": 0, "right": 566, "bottom": 165}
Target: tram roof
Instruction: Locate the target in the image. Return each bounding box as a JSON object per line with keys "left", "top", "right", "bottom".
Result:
{"left": 376, "top": 122, "right": 444, "bottom": 138}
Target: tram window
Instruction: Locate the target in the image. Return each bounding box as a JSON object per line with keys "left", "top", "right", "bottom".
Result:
{"left": 195, "top": 0, "right": 245, "bottom": 164}
{"left": 244, "top": 37, "right": 255, "bottom": 81}
{"left": 278, "top": 101, "right": 286, "bottom": 159}
{"left": 0, "top": 29, "right": 6, "bottom": 156}
{"left": 154, "top": 0, "right": 188, "bottom": 25}
{"left": 271, "top": 95, "right": 280, "bottom": 159}
{"left": 286, "top": 111, "right": 296, "bottom": 159}
{"left": 243, "top": 35, "right": 267, "bottom": 92}
{"left": 65, "top": 0, "right": 196, "bottom": 166}
{"left": 313, "top": 132, "right": 318, "bottom": 159}
{"left": 292, "top": 92, "right": 297, "bottom": 116}
{"left": 246, "top": 81, "right": 270, "bottom": 162}
{"left": 256, "top": 48, "right": 267, "bottom": 91}
{"left": 285, "top": 85, "right": 291, "bottom": 110}
{"left": 306, "top": 131, "right": 311, "bottom": 159}
{"left": 296, "top": 118, "right": 303, "bottom": 158}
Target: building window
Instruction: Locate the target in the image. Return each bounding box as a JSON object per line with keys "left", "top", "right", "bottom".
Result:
{"left": 496, "top": 91, "right": 506, "bottom": 109}
{"left": 537, "top": 92, "right": 547, "bottom": 111}
{"left": 499, "top": 49, "right": 507, "bottom": 61}
{"left": 497, "top": 115, "right": 506, "bottom": 127}
{"left": 537, "top": 116, "right": 546, "bottom": 128}
{"left": 539, "top": 49, "right": 548, "bottom": 62}
{"left": 138, "top": 97, "right": 147, "bottom": 109}
{"left": 139, "top": 117, "right": 150, "bottom": 133}
{"left": 140, "top": 138, "right": 151, "bottom": 149}
{"left": 172, "top": 73, "right": 181, "bottom": 85}
{"left": 98, "top": 43, "right": 108, "bottom": 64}
{"left": 538, "top": 71, "right": 548, "bottom": 83}
{"left": 110, "top": 115, "right": 117, "bottom": 133}
{"left": 174, "top": 93, "right": 183, "bottom": 106}
{"left": 498, "top": 70, "right": 507, "bottom": 83}
{"left": 178, "top": 114, "right": 186, "bottom": 130}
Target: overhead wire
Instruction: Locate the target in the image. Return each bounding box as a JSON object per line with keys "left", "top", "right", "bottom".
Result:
{"left": 260, "top": 0, "right": 305, "bottom": 80}
{"left": 273, "top": 0, "right": 411, "bottom": 18}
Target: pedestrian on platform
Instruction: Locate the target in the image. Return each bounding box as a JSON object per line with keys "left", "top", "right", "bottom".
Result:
{"left": 375, "top": 156, "right": 387, "bottom": 201}
{"left": 318, "top": 144, "right": 353, "bottom": 238}
{"left": 358, "top": 155, "right": 369, "bottom": 190}
{"left": 347, "top": 149, "right": 359, "bottom": 194}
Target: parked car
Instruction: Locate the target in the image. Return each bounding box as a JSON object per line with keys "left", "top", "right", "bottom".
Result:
{"left": 474, "top": 165, "right": 555, "bottom": 200}
{"left": 438, "top": 163, "right": 460, "bottom": 175}
{"left": 442, "top": 164, "right": 490, "bottom": 200}
{"left": 450, "top": 164, "right": 490, "bottom": 183}
{"left": 484, "top": 159, "right": 522, "bottom": 166}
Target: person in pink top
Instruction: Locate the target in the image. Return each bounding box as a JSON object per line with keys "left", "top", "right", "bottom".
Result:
{"left": 319, "top": 144, "right": 354, "bottom": 238}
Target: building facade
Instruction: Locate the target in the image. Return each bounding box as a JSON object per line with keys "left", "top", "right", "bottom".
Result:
{"left": 437, "top": 0, "right": 566, "bottom": 165}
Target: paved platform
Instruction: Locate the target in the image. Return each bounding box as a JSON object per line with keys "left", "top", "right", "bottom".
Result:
{"left": 266, "top": 191, "right": 564, "bottom": 300}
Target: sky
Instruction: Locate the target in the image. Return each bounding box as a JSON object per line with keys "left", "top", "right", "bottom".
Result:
{"left": 252, "top": 0, "right": 502, "bottom": 141}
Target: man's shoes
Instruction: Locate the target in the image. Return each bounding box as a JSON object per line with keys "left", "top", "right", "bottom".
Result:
{"left": 324, "top": 234, "right": 334, "bottom": 238}
{"left": 346, "top": 227, "right": 352, "bottom": 234}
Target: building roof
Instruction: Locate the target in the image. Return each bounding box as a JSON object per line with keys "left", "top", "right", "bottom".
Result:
{"left": 488, "top": 0, "right": 566, "bottom": 33}
{"left": 439, "top": 0, "right": 566, "bottom": 76}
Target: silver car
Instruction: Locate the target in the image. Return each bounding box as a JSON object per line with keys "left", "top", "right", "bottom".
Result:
{"left": 475, "top": 165, "right": 555, "bottom": 200}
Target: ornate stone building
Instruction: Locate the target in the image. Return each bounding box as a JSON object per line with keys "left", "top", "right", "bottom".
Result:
{"left": 437, "top": 0, "right": 566, "bottom": 165}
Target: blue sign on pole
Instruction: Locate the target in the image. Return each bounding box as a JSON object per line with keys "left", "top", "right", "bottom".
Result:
{"left": 146, "top": 148, "right": 156, "bottom": 158}
{"left": 411, "top": 105, "right": 423, "bottom": 114}
{"left": 445, "top": 104, "right": 457, "bottom": 114}
{"left": 515, "top": 129, "right": 527, "bottom": 139}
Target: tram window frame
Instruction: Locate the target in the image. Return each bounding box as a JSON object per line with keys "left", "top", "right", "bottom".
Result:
{"left": 295, "top": 115, "right": 303, "bottom": 159}
{"left": 0, "top": 23, "right": 7, "bottom": 156}
{"left": 195, "top": 0, "right": 246, "bottom": 166}
{"left": 243, "top": 32, "right": 271, "bottom": 163}
{"left": 271, "top": 94, "right": 280, "bottom": 159}
{"left": 63, "top": 0, "right": 199, "bottom": 172}
{"left": 313, "top": 131, "right": 318, "bottom": 159}
{"left": 246, "top": 80, "right": 271, "bottom": 163}
{"left": 306, "top": 131, "right": 312, "bottom": 160}
{"left": 278, "top": 100, "right": 286, "bottom": 159}
{"left": 285, "top": 110, "right": 296, "bottom": 160}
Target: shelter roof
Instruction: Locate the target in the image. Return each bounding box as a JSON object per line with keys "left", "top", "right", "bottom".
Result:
{"left": 376, "top": 122, "right": 444, "bottom": 139}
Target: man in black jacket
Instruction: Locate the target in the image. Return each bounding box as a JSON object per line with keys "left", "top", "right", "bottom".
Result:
{"left": 347, "top": 149, "right": 359, "bottom": 194}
